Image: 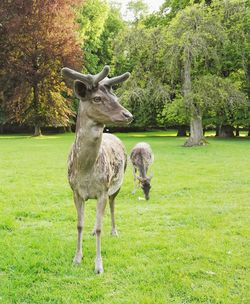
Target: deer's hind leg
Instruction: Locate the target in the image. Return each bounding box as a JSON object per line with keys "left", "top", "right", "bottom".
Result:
{"left": 109, "top": 188, "right": 120, "bottom": 237}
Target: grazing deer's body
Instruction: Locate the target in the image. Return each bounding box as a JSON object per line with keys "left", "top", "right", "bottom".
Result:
{"left": 130, "top": 142, "right": 154, "bottom": 200}
{"left": 62, "top": 66, "right": 132, "bottom": 273}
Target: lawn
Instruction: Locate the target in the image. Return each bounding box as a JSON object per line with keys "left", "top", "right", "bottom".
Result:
{"left": 0, "top": 131, "right": 249, "bottom": 304}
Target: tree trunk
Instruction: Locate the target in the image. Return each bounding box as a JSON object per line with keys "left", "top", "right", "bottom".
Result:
{"left": 235, "top": 126, "right": 240, "bottom": 137}
{"left": 34, "top": 124, "right": 42, "bottom": 136}
{"left": 65, "top": 125, "right": 72, "bottom": 132}
{"left": 248, "top": 126, "right": 250, "bottom": 137}
{"left": 218, "top": 125, "right": 234, "bottom": 137}
{"left": 215, "top": 125, "right": 220, "bottom": 137}
{"left": 32, "top": 82, "right": 42, "bottom": 136}
{"left": 182, "top": 54, "right": 205, "bottom": 146}
{"left": 184, "top": 114, "right": 205, "bottom": 146}
{"left": 177, "top": 125, "right": 188, "bottom": 137}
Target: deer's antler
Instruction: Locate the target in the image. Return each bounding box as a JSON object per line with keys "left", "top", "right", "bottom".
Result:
{"left": 61, "top": 65, "right": 130, "bottom": 89}
{"left": 101, "top": 72, "right": 130, "bottom": 87}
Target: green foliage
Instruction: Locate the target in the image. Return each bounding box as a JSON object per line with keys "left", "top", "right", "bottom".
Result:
{"left": 160, "top": 94, "right": 189, "bottom": 126}
{"left": 118, "top": 78, "right": 169, "bottom": 127}
{"left": 127, "top": 0, "right": 149, "bottom": 21}
{"left": 0, "top": 132, "right": 249, "bottom": 302}
{"left": 113, "top": 0, "right": 250, "bottom": 132}
{"left": 77, "top": 0, "right": 110, "bottom": 73}
{"left": 191, "top": 74, "right": 248, "bottom": 130}
{"left": 77, "top": 0, "right": 124, "bottom": 74}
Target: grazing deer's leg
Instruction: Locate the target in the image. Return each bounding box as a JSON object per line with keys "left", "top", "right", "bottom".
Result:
{"left": 73, "top": 192, "right": 85, "bottom": 265}
{"left": 95, "top": 195, "right": 108, "bottom": 274}
{"left": 109, "top": 189, "right": 120, "bottom": 236}
{"left": 132, "top": 167, "right": 137, "bottom": 194}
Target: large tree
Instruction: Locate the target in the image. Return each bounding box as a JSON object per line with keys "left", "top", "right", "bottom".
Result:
{"left": 0, "top": 0, "right": 82, "bottom": 136}
{"left": 163, "top": 3, "right": 224, "bottom": 146}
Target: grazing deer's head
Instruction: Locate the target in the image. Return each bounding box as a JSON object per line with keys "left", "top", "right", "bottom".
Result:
{"left": 62, "top": 65, "right": 133, "bottom": 125}
{"left": 137, "top": 175, "right": 153, "bottom": 200}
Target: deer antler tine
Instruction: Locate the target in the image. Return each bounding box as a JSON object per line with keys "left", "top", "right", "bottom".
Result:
{"left": 93, "top": 65, "right": 110, "bottom": 86}
{"left": 61, "top": 67, "right": 81, "bottom": 80}
{"left": 61, "top": 67, "right": 94, "bottom": 88}
{"left": 102, "top": 72, "right": 130, "bottom": 87}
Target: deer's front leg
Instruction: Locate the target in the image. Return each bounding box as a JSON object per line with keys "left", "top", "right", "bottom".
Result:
{"left": 73, "top": 192, "right": 85, "bottom": 265}
{"left": 94, "top": 195, "right": 107, "bottom": 274}
{"left": 132, "top": 167, "right": 137, "bottom": 194}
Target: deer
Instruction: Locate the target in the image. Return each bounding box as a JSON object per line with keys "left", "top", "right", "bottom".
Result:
{"left": 61, "top": 65, "right": 133, "bottom": 274}
{"left": 130, "top": 142, "right": 154, "bottom": 200}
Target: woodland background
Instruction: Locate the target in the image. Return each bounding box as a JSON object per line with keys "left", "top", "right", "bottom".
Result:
{"left": 0, "top": 0, "right": 250, "bottom": 146}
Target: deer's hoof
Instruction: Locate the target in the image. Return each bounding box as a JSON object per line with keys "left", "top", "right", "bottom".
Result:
{"left": 110, "top": 229, "right": 118, "bottom": 237}
{"left": 73, "top": 253, "right": 82, "bottom": 265}
{"left": 95, "top": 259, "right": 104, "bottom": 274}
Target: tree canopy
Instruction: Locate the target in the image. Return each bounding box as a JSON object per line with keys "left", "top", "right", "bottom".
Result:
{"left": 0, "top": 0, "right": 249, "bottom": 142}
{"left": 0, "top": 0, "right": 82, "bottom": 135}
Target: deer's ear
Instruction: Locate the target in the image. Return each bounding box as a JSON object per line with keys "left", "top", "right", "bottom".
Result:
{"left": 74, "top": 80, "right": 88, "bottom": 99}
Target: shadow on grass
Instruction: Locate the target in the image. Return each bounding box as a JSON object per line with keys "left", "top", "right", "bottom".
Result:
{"left": 0, "top": 134, "right": 60, "bottom": 140}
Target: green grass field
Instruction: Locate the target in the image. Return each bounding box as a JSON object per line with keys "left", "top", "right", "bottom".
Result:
{"left": 0, "top": 131, "right": 249, "bottom": 304}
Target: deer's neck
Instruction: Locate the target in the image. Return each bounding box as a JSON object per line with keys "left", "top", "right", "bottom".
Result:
{"left": 74, "top": 105, "right": 104, "bottom": 171}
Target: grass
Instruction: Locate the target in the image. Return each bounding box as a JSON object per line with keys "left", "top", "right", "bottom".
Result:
{"left": 0, "top": 131, "right": 249, "bottom": 304}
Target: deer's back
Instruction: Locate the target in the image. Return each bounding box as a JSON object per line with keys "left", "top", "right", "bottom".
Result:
{"left": 130, "top": 142, "right": 154, "bottom": 168}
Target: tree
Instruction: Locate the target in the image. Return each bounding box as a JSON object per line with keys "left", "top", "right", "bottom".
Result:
{"left": 192, "top": 74, "right": 247, "bottom": 137}
{"left": 127, "top": 0, "right": 149, "bottom": 22}
{"left": 77, "top": 0, "right": 109, "bottom": 74}
{"left": 113, "top": 24, "right": 170, "bottom": 128}
{"left": 96, "top": 4, "right": 125, "bottom": 71}
{"left": 163, "top": 3, "right": 224, "bottom": 146}
{"left": 0, "top": 0, "right": 82, "bottom": 136}
{"left": 210, "top": 0, "right": 250, "bottom": 136}
{"left": 159, "top": 94, "right": 189, "bottom": 136}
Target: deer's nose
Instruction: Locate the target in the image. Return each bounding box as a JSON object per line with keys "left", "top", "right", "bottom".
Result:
{"left": 122, "top": 111, "right": 133, "bottom": 121}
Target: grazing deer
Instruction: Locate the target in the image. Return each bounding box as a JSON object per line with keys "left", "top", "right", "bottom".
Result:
{"left": 130, "top": 142, "right": 154, "bottom": 200}
{"left": 61, "top": 66, "right": 133, "bottom": 273}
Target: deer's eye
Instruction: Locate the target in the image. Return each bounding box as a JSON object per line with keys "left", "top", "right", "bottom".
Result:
{"left": 93, "top": 96, "right": 102, "bottom": 104}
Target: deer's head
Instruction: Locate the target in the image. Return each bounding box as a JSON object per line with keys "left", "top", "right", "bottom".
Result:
{"left": 137, "top": 175, "right": 153, "bottom": 200}
{"left": 61, "top": 66, "right": 133, "bottom": 125}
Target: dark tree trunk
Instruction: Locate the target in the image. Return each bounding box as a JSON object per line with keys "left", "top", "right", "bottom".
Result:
{"left": 34, "top": 124, "right": 42, "bottom": 136}
{"left": 177, "top": 125, "right": 188, "bottom": 137}
{"left": 184, "top": 114, "right": 205, "bottom": 146}
{"left": 235, "top": 126, "right": 240, "bottom": 137}
{"left": 32, "top": 82, "right": 42, "bottom": 136}
{"left": 248, "top": 126, "right": 250, "bottom": 137}
{"left": 218, "top": 125, "right": 234, "bottom": 137}
{"left": 65, "top": 125, "right": 72, "bottom": 132}
{"left": 215, "top": 125, "right": 220, "bottom": 137}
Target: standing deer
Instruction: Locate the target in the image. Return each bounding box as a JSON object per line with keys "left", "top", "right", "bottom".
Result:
{"left": 130, "top": 142, "right": 154, "bottom": 200}
{"left": 62, "top": 66, "right": 133, "bottom": 273}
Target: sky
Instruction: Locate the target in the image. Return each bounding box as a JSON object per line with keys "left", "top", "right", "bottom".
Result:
{"left": 112, "top": 0, "right": 165, "bottom": 19}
